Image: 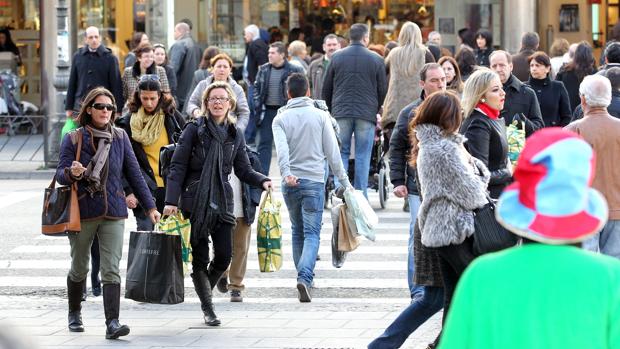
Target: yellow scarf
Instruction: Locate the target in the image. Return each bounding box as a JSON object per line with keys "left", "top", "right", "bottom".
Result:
{"left": 130, "top": 107, "right": 165, "bottom": 146}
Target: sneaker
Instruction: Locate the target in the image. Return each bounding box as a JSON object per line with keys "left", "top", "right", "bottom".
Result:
{"left": 230, "top": 290, "right": 243, "bottom": 302}
{"left": 296, "top": 281, "right": 312, "bottom": 303}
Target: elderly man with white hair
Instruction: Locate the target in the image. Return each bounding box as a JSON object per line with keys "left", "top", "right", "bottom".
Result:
{"left": 169, "top": 22, "right": 201, "bottom": 112}
{"left": 243, "top": 24, "right": 268, "bottom": 144}
{"left": 566, "top": 74, "right": 620, "bottom": 259}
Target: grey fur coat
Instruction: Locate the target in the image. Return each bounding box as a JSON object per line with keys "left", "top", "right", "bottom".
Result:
{"left": 415, "top": 124, "right": 490, "bottom": 248}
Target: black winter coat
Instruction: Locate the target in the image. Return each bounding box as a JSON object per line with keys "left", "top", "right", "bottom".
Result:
{"left": 164, "top": 118, "right": 268, "bottom": 216}
{"left": 501, "top": 75, "right": 544, "bottom": 137}
{"left": 388, "top": 96, "right": 423, "bottom": 195}
{"left": 65, "top": 45, "right": 123, "bottom": 112}
{"left": 246, "top": 39, "right": 269, "bottom": 84}
{"left": 162, "top": 64, "right": 178, "bottom": 100}
{"left": 115, "top": 110, "right": 185, "bottom": 193}
{"left": 526, "top": 76, "right": 572, "bottom": 127}
{"left": 475, "top": 47, "right": 493, "bottom": 67}
{"left": 460, "top": 110, "right": 511, "bottom": 199}
{"left": 556, "top": 67, "right": 597, "bottom": 112}
{"left": 322, "top": 42, "right": 388, "bottom": 123}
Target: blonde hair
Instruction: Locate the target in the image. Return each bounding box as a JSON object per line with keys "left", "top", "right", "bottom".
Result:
{"left": 288, "top": 40, "right": 307, "bottom": 57}
{"left": 386, "top": 22, "right": 426, "bottom": 77}
{"left": 200, "top": 81, "right": 237, "bottom": 124}
{"left": 461, "top": 68, "right": 500, "bottom": 118}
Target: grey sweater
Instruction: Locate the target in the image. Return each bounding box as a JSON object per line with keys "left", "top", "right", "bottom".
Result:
{"left": 272, "top": 97, "right": 350, "bottom": 187}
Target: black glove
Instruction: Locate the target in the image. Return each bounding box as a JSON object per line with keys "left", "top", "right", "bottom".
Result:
{"left": 489, "top": 168, "right": 512, "bottom": 185}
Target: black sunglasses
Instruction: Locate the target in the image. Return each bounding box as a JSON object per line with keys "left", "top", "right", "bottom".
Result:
{"left": 91, "top": 103, "right": 116, "bottom": 111}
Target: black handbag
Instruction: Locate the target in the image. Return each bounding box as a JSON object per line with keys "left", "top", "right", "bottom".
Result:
{"left": 159, "top": 114, "right": 182, "bottom": 183}
{"left": 472, "top": 196, "right": 519, "bottom": 256}
{"left": 125, "top": 231, "right": 184, "bottom": 304}
{"left": 41, "top": 130, "right": 82, "bottom": 236}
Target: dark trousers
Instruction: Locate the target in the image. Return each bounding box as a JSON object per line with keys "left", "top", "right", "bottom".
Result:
{"left": 135, "top": 187, "right": 166, "bottom": 231}
{"left": 368, "top": 286, "right": 444, "bottom": 348}
{"left": 257, "top": 107, "right": 279, "bottom": 175}
{"left": 432, "top": 236, "right": 476, "bottom": 345}
{"left": 90, "top": 236, "right": 100, "bottom": 286}
{"left": 191, "top": 221, "right": 235, "bottom": 273}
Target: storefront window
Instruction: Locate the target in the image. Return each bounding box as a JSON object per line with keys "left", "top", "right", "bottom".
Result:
{"left": 0, "top": 0, "right": 40, "bottom": 105}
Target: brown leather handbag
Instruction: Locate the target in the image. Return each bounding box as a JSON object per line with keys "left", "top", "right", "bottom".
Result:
{"left": 41, "top": 130, "right": 82, "bottom": 235}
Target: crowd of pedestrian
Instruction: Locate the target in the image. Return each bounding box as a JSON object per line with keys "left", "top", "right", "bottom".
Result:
{"left": 55, "top": 18, "right": 620, "bottom": 348}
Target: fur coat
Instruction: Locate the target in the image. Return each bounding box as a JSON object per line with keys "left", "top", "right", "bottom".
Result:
{"left": 415, "top": 124, "right": 490, "bottom": 248}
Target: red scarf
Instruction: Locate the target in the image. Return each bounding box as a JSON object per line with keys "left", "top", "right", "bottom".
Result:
{"left": 476, "top": 102, "right": 500, "bottom": 120}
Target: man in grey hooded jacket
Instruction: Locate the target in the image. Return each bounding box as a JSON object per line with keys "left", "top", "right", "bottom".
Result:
{"left": 272, "top": 73, "right": 351, "bottom": 303}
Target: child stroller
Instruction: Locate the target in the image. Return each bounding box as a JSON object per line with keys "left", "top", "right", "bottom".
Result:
{"left": 0, "top": 69, "right": 39, "bottom": 136}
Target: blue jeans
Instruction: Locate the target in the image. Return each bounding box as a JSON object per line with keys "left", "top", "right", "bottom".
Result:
{"left": 584, "top": 219, "right": 620, "bottom": 258}
{"left": 337, "top": 117, "right": 376, "bottom": 197}
{"left": 368, "top": 286, "right": 444, "bottom": 349}
{"left": 408, "top": 194, "right": 424, "bottom": 300}
{"left": 244, "top": 84, "right": 257, "bottom": 144}
{"left": 282, "top": 179, "right": 325, "bottom": 285}
{"left": 257, "top": 107, "right": 278, "bottom": 175}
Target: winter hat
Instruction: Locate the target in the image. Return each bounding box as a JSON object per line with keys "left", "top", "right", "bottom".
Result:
{"left": 496, "top": 128, "right": 608, "bottom": 244}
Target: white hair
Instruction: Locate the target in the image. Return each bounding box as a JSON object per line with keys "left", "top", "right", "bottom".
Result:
{"left": 428, "top": 31, "right": 440, "bottom": 39}
{"left": 245, "top": 25, "right": 260, "bottom": 39}
{"left": 579, "top": 75, "right": 612, "bottom": 108}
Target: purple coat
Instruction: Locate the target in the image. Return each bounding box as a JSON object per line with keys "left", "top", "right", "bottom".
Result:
{"left": 56, "top": 127, "right": 156, "bottom": 220}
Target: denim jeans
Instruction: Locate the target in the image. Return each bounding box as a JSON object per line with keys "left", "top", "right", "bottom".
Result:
{"left": 407, "top": 194, "right": 424, "bottom": 300}
{"left": 336, "top": 117, "right": 376, "bottom": 197}
{"left": 282, "top": 179, "right": 325, "bottom": 285}
{"left": 585, "top": 219, "right": 620, "bottom": 258}
{"left": 257, "top": 107, "right": 279, "bottom": 175}
{"left": 244, "top": 84, "right": 257, "bottom": 144}
{"left": 368, "top": 286, "right": 444, "bottom": 349}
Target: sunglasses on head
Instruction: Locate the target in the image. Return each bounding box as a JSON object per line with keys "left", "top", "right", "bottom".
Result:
{"left": 139, "top": 74, "right": 160, "bottom": 83}
{"left": 91, "top": 103, "right": 116, "bottom": 111}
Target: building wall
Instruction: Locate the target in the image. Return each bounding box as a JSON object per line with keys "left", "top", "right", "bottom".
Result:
{"left": 538, "top": 0, "right": 592, "bottom": 51}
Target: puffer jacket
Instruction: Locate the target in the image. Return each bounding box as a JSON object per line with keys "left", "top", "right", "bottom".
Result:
{"left": 415, "top": 124, "right": 489, "bottom": 248}
{"left": 56, "top": 127, "right": 156, "bottom": 220}
{"left": 322, "top": 42, "right": 388, "bottom": 123}
{"left": 185, "top": 76, "right": 250, "bottom": 132}
{"left": 164, "top": 117, "right": 268, "bottom": 216}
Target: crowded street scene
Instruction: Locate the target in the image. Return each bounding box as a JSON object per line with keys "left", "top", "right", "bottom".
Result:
{"left": 1, "top": 1, "right": 620, "bottom": 348}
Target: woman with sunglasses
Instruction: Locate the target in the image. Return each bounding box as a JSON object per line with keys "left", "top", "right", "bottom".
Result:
{"left": 122, "top": 43, "right": 170, "bottom": 112}
{"left": 116, "top": 75, "right": 185, "bottom": 230}
{"left": 185, "top": 53, "right": 249, "bottom": 131}
{"left": 163, "top": 81, "right": 272, "bottom": 326}
{"left": 56, "top": 87, "right": 160, "bottom": 339}
{"left": 153, "top": 43, "right": 178, "bottom": 101}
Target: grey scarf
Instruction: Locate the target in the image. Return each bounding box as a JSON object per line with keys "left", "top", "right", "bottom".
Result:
{"left": 84, "top": 125, "right": 112, "bottom": 195}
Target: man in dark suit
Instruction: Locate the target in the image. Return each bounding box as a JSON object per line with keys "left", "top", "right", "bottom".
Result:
{"left": 65, "top": 26, "right": 123, "bottom": 117}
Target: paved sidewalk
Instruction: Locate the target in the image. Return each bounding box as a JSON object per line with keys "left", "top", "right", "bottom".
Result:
{"left": 1, "top": 296, "right": 442, "bottom": 349}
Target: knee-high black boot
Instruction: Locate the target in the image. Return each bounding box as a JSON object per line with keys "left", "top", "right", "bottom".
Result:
{"left": 191, "top": 269, "right": 220, "bottom": 326}
{"left": 67, "top": 276, "right": 85, "bottom": 332}
{"left": 102, "top": 284, "right": 130, "bottom": 339}
{"left": 207, "top": 264, "right": 226, "bottom": 291}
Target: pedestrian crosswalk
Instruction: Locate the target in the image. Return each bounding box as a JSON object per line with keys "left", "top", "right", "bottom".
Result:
{"left": 2, "top": 188, "right": 414, "bottom": 306}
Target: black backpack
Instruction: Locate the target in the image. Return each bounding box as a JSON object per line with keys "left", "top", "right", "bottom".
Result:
{"left": 158, "top": 115, "right": 183, "bottom": 183}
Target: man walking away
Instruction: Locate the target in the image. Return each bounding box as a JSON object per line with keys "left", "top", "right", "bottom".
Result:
{"left": 243, "top": 24, "right": 269, "bottom": 144}
{"left": 511, "top": 32, "right": 539, "bottom": 82}
{"left": 169, "top": 22, "right": 201, "bottom": 112}
{"left": 565, "top": 74, "right": 620, "bottom": 259}
{"left": 273, "top": 73, "right": 352, "bottom": 302}
{"left": 322, "top": 23, "right": 387, "bottom": 197}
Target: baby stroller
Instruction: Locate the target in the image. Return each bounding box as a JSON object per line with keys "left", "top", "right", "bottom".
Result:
{"left": 367, "top": 123, "right": 391, "bottom": 209}
{"left": 0, "top": 69, "right": 39, "bottom": 136}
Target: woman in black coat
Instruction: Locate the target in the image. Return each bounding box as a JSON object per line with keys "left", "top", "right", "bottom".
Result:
{"left": 116, "top": 75, "right": 185, "bottom": 230}
{"left": 460, "top": 68, "right": 510, "bottom": 199}
{"left": 153, "top": 43, "right": 178, "bottom": 101}
{"left": 163, "top": 81, "right": 272, "bottom": 326}
{"left": 526, "top": 52, "right": 572, "bottom": 127}
{"left": 474, "top": 29, "right": 493, "bottom": 67}
{"left": 556, "top": 41, "right": 597, "bottom": 112}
